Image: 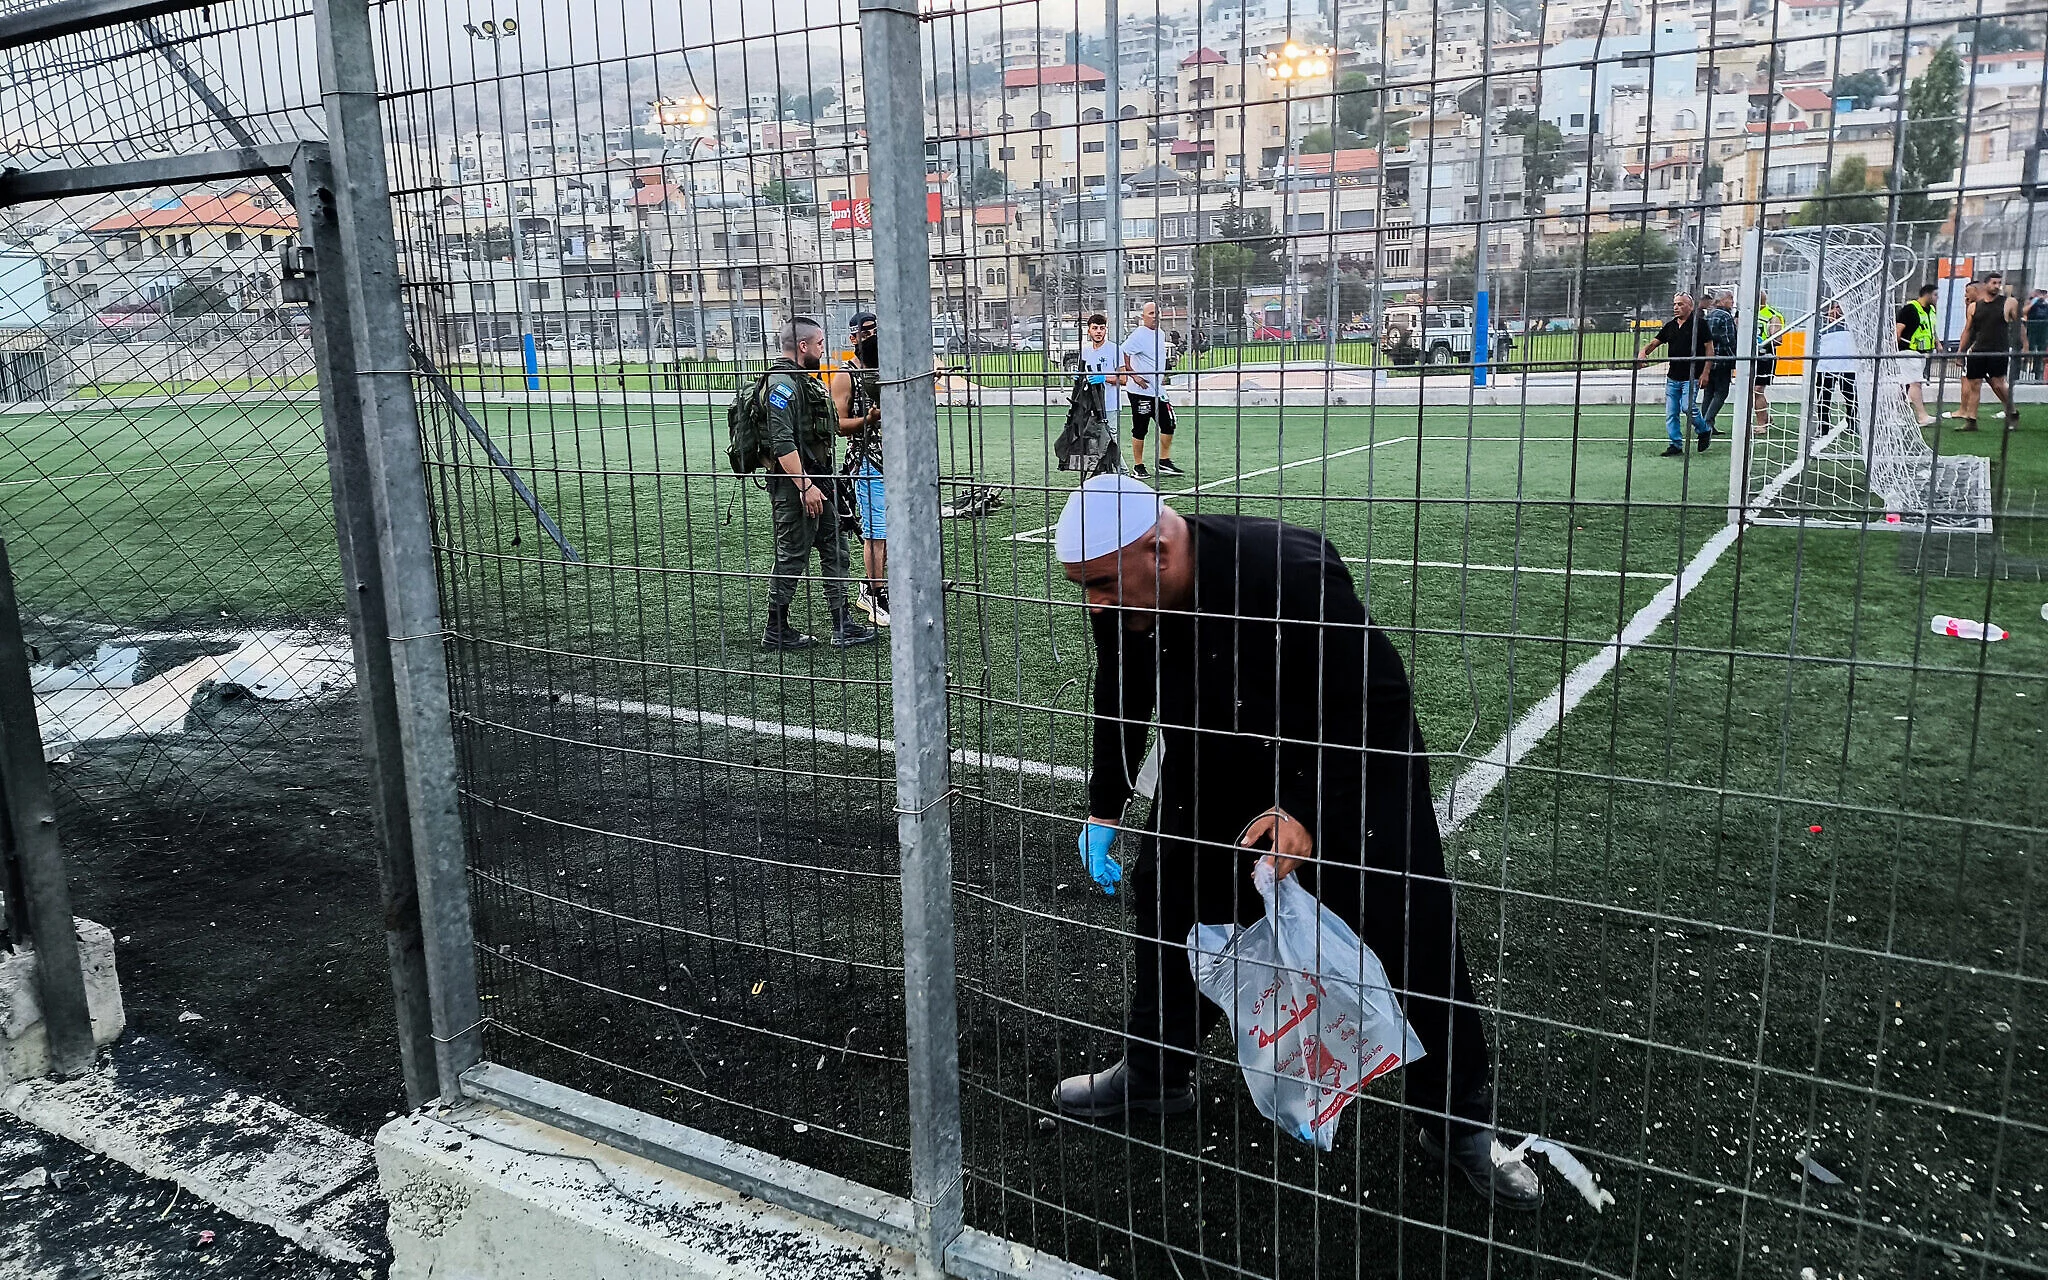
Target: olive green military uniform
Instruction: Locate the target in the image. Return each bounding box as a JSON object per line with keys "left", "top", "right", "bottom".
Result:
{"left": 763, "top": 358, "right": 853, "bottom": 612}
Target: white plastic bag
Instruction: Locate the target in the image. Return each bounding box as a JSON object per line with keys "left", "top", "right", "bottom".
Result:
{"left": 1187, "top": 860, "right": 1425, "bottom": 1150}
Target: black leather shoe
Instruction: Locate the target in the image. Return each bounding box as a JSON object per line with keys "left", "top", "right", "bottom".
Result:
{"left": 1696, "top": 433, "right": 1712, "bottom": 452}
{"left": 1659, "top": 445, "right": 1685, "bottom": 457}
{"left": 1052, "top": 1059, "right": 1195, "bottom": 1119}
{"left": 1416, "top": 1127, "right": 1545, "bottom": 1210}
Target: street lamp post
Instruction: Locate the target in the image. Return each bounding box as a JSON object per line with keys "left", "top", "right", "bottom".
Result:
{"left": 1473, "top": 2, "right": 1494, "bottom": 389}
{"left": 1266, "top": 42, "right": 1333, "bottom": 343}
{"left": 653, "top": 101, "right": 719, "bottom": 363}
{"left": 466, "top": 18, "right": 538, "bottom": 391}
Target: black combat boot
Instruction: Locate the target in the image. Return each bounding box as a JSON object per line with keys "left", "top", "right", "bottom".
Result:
{"left": 830, "top": 605, "right": 877, "bottom": 648}
{"left": 761, "top": 607, "right": 816, "bottom": 651}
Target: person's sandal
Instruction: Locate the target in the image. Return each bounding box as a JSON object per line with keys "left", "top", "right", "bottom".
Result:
{"left": 1956, "top": 418, "right": 1980, "bottom": 432}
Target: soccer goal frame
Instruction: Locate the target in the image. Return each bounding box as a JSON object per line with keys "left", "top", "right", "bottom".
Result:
{"left": 1728, "top": 224, "right": 1992, "bottom": 533}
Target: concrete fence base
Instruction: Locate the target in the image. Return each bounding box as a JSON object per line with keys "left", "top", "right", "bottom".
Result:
{"left": 0, "top": 917, "right": 125, "bottom": 1086}
{"left": 377, "top": 1103, "right": 917, "bottom": 1280}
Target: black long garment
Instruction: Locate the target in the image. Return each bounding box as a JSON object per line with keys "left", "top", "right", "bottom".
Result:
{"left": 1088, "top": 514, "right": 1494, "bottom": 1138}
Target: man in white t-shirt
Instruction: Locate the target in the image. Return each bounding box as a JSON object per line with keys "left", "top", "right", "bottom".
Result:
{"left": 1120, "top": 301, "right": 1181, "bottom": 478}
{"left": 1079, "top": 311, "right": 1123, "bottom": 419}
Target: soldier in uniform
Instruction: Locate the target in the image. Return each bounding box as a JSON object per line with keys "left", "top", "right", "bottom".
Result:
{"left": 761, "top": 316, "right": 877, "bottom": 651}
{"left": 832, "top": 311, "right": 889, "bottom": 626}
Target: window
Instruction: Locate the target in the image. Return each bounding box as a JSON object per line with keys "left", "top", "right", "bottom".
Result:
{"left": 1082, "top": 107, "right": 1105, "bottom": 123}
{"left": 1382, "top": 247, "right": 1410, "bottom": 269}
{"left": 1085, "top": 218, "right": 1106, "bottom": 241}
{"left": 1031, "top": 145, "right": 1052, "bottom": 159}
{"left": 529, "top": 282, "right": 549, "bottom": 300}
{"left": 1122, "top": 218, "right": 1155, "bottom": 238}
{"left": 472, "top": 283, "right": 497, "bottom": 303}
{"left": 999, "top": 146, "right": 1017, "bottom": 160}
{"left": 668, "top": 272, "right": 693, "bottom": 293}
{"left": 743, "top": 316, "right": 764, "bottom": 342}
{"left": 1340, "top": 209, "right": 1375, "bottom": 229}
{"left": 1225, "top": 84, "right": 1238, "bottom": 99}
{"left": 998, "top": 114, "right": 1014, "bottom": 127}
{"left": 258, "top": 234, "right": 272, "bottom": 252}
{"left": 1127, "top": 252, "right": 1155, "bottom": 275}
{"left": 1121, "top": 104, "right": 1138, "bottom": 118}
{"left": 1286, "top": 212, "right": 1326, "bottom": 232}
{"left": 1030, "top": 111, "right": 1052, "bottom": 128}
{"left": 1122, "top": 138, "right": 1137, "bottom": 149}
{"left": 225, "top": 232, "right": 244, "bottom": 251}
{"left": 1386, "top": 223, "right": 1411, "bottom": 242}
{"left": 1570, "top": 113, "right": 1585, "bottom": 128}
{"left": 836, "top": 263, "right": 857, "bottom": 279}
{"left": 1084, "top": 140, "right": 1105, "bottom": 153}
{"left": 1161, "top": 253, "right": 1184, "bottom": 272}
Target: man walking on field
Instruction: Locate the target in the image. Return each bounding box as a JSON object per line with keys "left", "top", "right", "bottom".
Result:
{"left": 1895, "top": 283, "right": 1939, "bottom": 428}
{"left": 1637, "top": 292, "right": 1714, "bottom": 456}
{"left": 1049, "top": 473, "right": 1543, "bottom": 1210}
{"left": 1121, "top": 301, "right": 1181, "bottom": 479}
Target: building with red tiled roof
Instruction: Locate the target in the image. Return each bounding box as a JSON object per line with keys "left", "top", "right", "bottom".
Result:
{"left": 1180, "top": 47, "right": 1227, "bottom": 68}
{"left": 1002, "top": 64, "right": 1106, "bottom": 91}
{"left": 85, "top": 191, "right": 296, "bottom": 235}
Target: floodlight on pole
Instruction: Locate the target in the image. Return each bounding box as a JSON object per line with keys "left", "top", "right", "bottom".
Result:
{"left": 1264, "top": 41, "right": 1333, "bottom": 339}
{"left": 468, "top": 15, "right": 538, "bottom": 390}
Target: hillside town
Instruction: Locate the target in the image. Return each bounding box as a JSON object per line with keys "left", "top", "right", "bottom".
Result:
{"left": 4, "top": 0, "right": 2041, "bottom": 365}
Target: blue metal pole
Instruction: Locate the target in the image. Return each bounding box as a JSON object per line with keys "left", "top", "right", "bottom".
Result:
{"left": 522, "top": 331, "right": 538, "bottom": 390}
{"left": 1474, "top": 288, "right": 1490, "bottom": 387}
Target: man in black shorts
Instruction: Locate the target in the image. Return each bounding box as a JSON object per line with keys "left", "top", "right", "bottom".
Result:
{"left": 1750, "top": 290, "right": 1783, "bottom": 437}
{"left": 1955, "top": 278, "right": 2019, "bottom": 431}
{"left": 1121, "top": 301, "right": 1181, "bottom": 478}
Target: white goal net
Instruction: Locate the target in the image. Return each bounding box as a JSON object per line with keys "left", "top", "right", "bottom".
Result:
{"left": 1734, "top": 225, "right": 1992, "bottom": 533}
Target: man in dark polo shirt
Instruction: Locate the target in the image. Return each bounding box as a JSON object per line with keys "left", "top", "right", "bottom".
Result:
{"left": 1637, "top": 292, "right": 1715, "bottom": 457}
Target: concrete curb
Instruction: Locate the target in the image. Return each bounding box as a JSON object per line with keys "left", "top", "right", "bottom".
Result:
{"left": 378, "top": 1102, "right": 916, "bottom": 1280}
{"left": 0, "top": 1038, "right": 384, "bottom": 1266}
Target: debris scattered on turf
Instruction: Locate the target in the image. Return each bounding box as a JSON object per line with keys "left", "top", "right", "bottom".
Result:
{"left": 5, "top": 1166, "right": 49, "bottom": 1191}
{"left": 1809, "top": 824, "right": 1823, "bottom": 834}
{"left": 1799, "top": 1150, "right": 1845, "bottom": 1186}
{"left": 177, "top": 1010, "right": 203, "bottom": 1023}
{"left": 191, "top": 1228, "right": 216, "bottom": 1249}
{"left": 1037, "top": 1117, "right": 1057, "bottom": 1133}
{"left": 1510, "top": 1136, "right": 1615, "bottom": 1212}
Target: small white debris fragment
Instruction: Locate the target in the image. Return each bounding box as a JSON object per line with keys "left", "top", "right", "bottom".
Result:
{"left": 5, "top": 1167, "right": 48, "bottom": 1191}
{"left": 178, "top": 1010, "right": 203, "bottom": 1023}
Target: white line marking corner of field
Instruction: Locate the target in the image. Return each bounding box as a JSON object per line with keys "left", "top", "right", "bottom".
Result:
{"left": 1435, "top": 520, "right": 1740, "bottom": 834}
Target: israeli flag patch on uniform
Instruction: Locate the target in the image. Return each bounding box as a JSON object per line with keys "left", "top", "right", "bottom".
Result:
{"left": 767, "top": 382, "right": 794, "bottom": 409}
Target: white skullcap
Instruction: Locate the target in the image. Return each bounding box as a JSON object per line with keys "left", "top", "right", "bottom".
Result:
{"left": 1055, "top": 473, "right": 1163, "bottom": 563}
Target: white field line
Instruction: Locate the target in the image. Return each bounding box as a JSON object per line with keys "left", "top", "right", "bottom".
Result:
{"left": 1005, "top": 434, "right": 1652, "bottom": 545}
{"left": 1434, "top": 461, "right": 1809, "bottom": 833}
{"left": 1345, "top": 557, "right": 1677, "bottom": 581}
{"left": 557, "top": 691, "right": 1087, "bottom": 783}
{"left": 1007, "top": 434, "right": 1417, "bottom": 544}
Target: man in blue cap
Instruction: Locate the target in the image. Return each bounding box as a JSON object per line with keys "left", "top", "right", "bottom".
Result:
{"left": 1050, "top": 474, "right": 1541, "bottom": 1210}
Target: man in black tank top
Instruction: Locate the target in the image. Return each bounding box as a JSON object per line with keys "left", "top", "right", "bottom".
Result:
{"left": 1953, "top": 278, "right": 2019, "bottom": 431}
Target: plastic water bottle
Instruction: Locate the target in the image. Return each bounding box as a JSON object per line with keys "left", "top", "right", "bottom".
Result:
{"left": 1930, "top": 615, "right": 2007, "bottom": 642}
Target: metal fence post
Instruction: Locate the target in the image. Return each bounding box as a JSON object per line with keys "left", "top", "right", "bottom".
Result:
{"left": 0, "top": 539, "right": 95, "bottom": 1076}
{"left": 313, "top": 0, "right": 484, "bottom": 1100}
{"left": 858, "top": 1, "right": 965, "bottom": 1273}
{"left": 292, "top": 145, "right": 439, "bottom": 1109}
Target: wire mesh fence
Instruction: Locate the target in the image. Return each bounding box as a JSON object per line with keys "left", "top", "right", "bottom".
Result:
{"left": 0, "top": 0, "right": 2044, "bottom": 1273}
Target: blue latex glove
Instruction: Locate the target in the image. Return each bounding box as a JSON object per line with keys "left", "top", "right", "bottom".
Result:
{"left": 1078, "top": 821, "right": 1122, "bottom": 895}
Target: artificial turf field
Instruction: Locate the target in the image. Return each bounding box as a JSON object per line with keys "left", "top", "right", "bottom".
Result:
{"left": 6, "top": 391, "right": 2045, "bottom": 1277}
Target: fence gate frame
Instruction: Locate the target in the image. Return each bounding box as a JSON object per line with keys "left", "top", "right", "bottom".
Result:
{"left": 0, "top": 4, "right": 1084, "bottom": 1276}
{"left": 0, "top": 0, "right": 483, "bottom": 1114}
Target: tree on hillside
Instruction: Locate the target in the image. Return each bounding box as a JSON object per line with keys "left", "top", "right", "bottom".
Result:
{"left": 1581, "top": 228, "right": 1677, "bottom": 313}
{"left": 1193, "top": 203, "right": 1282, "bottom": 323}
{"left": 1502, "top": 110, "right": 1570, "bottom": 207}
{"left": 1792, "top": 155, "right": 1886, "bottom": 226}
{"left": 1900, "top": 39, "right": 1962, "bottom": 225}
{"left": 1830, "top": 69, "right": 1887, "bottom": 109}
{"left": 1972, "top": 19, "right": 2040, "bottom": 52}
{"left": 969, "top": 166, "right": 1008, "bottom": 200}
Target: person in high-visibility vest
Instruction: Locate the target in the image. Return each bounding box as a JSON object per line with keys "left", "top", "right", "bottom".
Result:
{"left": 1750, "top": 292, "right": 1784, "bottom": 437}
{"left": 1893, "top": 282, "right": 1939, "bottom": 427}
